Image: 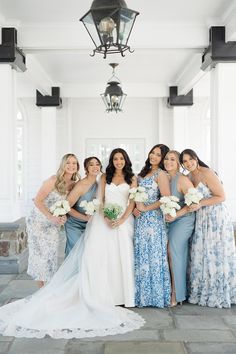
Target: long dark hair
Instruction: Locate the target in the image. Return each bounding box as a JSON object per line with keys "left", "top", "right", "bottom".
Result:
{"left": 84, "top": 156, "right": 102, "bottom": 174}
{"left": 179, "top": 149, "right": 209, "bottom": 169}
{"left": 139, "top": 144, "right": 170, "bottom": 177}
{"left": 106, "top": 148, "right": 134, "bottom": 185}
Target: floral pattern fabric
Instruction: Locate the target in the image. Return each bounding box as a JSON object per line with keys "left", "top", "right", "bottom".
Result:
{"left": 134, "top": 170, "right": 171, "bottom": 307}
{"left": 26, "top": 190, "right": 66, "bottom": 282}
{"left": 188, "top": 182, "right": 236, "bottom": 308}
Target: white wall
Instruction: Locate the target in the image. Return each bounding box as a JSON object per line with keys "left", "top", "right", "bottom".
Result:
{"left": 70, "top": 97, "right": 161, "bottom": 174}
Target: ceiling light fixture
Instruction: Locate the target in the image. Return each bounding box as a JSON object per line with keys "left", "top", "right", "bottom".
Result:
{"left": 101, "top": 63, "right": 127, "bottom": 113}
{"left": 80, "top": 0, "right": 139, "bottom": 58}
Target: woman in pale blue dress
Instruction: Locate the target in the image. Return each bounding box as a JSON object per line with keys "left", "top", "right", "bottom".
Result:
{"left": 180, "top": 148, "right": 236, "bottom": 308}
{"left": 134, "top": 144, "right": 171, "bottom": 307}
{"left": 164, "top": 151, "right": 195, "bottom": 306}
{"left": 65, "top": 157, "right": 101, "bottom": 257}
{"left": 27, "top": 153, "right": 80, "bottom": 287}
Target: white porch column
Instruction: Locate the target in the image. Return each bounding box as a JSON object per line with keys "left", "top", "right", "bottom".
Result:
{"left": 0, "top": 65, "right": 20, "bottom": 222}
{"left": 40, "top": 107, "right": 57, "bottom": 181}
{"left": 172, "top": 106, "right": 189, "bottom": 152}
{"left": 210, "top": 63, "right": 236, "bottom": 221}
{"left": 157, "top": 98, "right": 173, "bottom": 147}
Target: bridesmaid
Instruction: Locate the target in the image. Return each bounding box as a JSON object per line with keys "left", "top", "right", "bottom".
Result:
{"left": 27, "top": 153, "right": 79, "bottom": 287}
{"left": 180, "top": 148, "right": 236, "bottom": 308}
{"left": 65, "top": 157, "right": 102, "bottom": 257}
{"left": 164, "top": 150, "right": 195, "bottom": 306}
{"left": 134, "top": 144, "right": 171, "bottom": 308}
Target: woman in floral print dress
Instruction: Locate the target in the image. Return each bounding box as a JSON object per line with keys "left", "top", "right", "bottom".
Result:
{"left": 134, "top": 144, "right": 171, "bottom": 307}
{"left": 180, "top": 148, "right": 236, "bottom": 308}
{"left": 27, "top": 153, "right": 79, "bottom": 287}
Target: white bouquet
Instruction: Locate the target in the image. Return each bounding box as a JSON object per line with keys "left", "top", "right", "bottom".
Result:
{"left": 160, "top": 196, "right": 181, "bottom": 217}
{"left": 184, "top": 188, "right": 203, "bottom": 206}
{"left": 79, "top": 198, "right": 100, "bottom": 215}
{"left": 50, "top": 200, "right": 71, "bottom": 217}
{"left": 103, "top": 203, "right": 123, "bottom": 220}
{"left": 129, "top": 186, "right": 148, "bottom": 202}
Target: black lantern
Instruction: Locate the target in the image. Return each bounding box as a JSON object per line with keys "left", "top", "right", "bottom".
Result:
{"left": 101, "top": 63, "right": 127, "bottom": 113}
{"left": 80, "top": 0, "right": 139, "bottom": 58}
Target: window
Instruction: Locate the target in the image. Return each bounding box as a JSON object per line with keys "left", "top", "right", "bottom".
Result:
{"left": 86, "top": 138, "right": 145, "bottom": 174}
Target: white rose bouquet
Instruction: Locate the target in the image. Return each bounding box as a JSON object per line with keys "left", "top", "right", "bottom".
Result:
{"left": 79, "top": 198, "right": 100, "bottom": 215}
{"left": 129, "top": 186, "right": 148, "bottom": 202}
{"left": 103, "top": 203, "right": 123, "bottom": 220}
{"left": 184, "top": 188, "right": 203, "bottom": 206}
{"left": 160, "top": 196, "right": 181, "bottom": 218}
{"left": 49, "top": 200, "right": 71, "bottom": 217}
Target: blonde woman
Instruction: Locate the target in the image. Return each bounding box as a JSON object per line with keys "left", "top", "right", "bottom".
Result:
{"left": 27, "top": 153, "right": 80, "bottom": 287}
{"left": 164, "top": 150, "right": 195, "bottom": 306}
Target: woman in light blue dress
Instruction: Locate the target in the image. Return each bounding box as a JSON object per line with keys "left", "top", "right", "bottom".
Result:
{"left": 180, "top": 148, "right": 236, "bottom": 308}
{"left": 164, "top": 151, "right": 195, "bottom": 306}
{"left": 65, "top": 157, "right": 101, "bottom": 257}
{"left": 134, "top": 144, "right": 171, "bottom": 308}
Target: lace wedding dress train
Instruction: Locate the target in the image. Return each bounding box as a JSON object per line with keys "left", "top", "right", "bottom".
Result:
{"left": 0, "top": 183, "right": 144, "bottom": 339}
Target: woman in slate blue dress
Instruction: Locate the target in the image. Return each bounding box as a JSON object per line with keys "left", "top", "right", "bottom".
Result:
{"left": 65, "top": 157, "right": 102, "bottom": 257}
{"left": 164, "top": 150, "right": 195, "bottom": 306}
{"left": 134, "top": 144, "right": 171, "bottom": 307}
{"left": 180, "top": 149, "right": 236, "bottom": 308}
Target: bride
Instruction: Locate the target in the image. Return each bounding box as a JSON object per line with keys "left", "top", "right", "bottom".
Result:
{"left": 0, "top": 148, "right": 144, "bottom": 339}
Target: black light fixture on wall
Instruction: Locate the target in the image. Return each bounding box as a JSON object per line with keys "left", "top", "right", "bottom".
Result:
{"left": 101, "top": 63, "right": 127, "bottom": 113}
{"left": 80, "top": 0, "right": 139, "bottom": 58}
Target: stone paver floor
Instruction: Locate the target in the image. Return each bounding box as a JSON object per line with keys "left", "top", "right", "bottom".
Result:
{"left": 1, "top": 239, "right": 236, "bottom": 354}
{"left": 1, "top": 272, "right": 236, "bottom": 354}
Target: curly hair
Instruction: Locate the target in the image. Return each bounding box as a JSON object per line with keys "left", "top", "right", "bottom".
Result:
{"left": 106, "top": 148, "right": 134, "bottom": 185}
{"left": 179, "top": 149, "right": 209, "bottom": 169}
{"left": 139, "top": 144, "right": 170, "bottom": 177}
{"left": 55, "top": 153, "right": 80, "bottom": 194}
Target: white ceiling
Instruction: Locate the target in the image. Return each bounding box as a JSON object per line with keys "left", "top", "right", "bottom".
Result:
{"left": 0, "top": 0, "right": 235, "bottom": 98}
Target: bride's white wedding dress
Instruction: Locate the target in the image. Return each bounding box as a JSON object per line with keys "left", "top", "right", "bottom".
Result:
{"left": 0, "top": 182, "right": 144, "bottom": 339}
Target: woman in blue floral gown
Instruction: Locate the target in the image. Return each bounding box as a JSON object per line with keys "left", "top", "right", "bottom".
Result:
{"left": 134, "top": 144, "right": 171, "bottom": 307}
{"left": 180, "top": 149, "right": 236, "bottom": 308}
{"left": 27, "top": 153, "right": 80, "bottom": 287}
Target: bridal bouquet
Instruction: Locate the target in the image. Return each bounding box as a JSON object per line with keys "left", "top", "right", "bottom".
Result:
{"left": 160, "top": 196, "right": 181, "bottom": 217}
{"left": 103, "top": 203, "right": 123, "bottom": 220}
{"left": 50, "top": 200, "right": 71, "bottom": 216}
{"left": 79, "top": 198, "right": 100, "bottom": 215}
{"left": 129, "top": 186, "right": 148, "bottom": 202}
{"left": 184, "top": 188, "right": 203, "bottom": 206}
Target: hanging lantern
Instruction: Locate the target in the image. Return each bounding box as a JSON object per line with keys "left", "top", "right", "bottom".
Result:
{"left": 80, "top": 0, "right": 139, "bottom": 58}
{"left": 101, "top": 63, "right": 127, "bottom": 113}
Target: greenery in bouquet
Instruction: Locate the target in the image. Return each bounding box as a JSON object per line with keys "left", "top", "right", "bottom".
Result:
{"left": 103, "top": 203, "right": 123, "bottom": 220}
